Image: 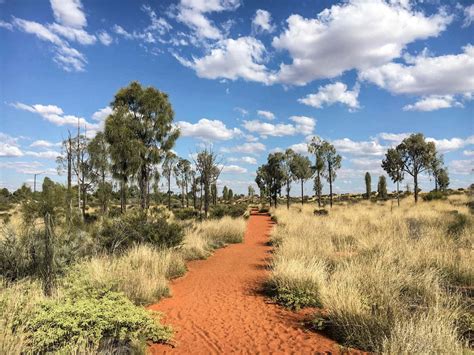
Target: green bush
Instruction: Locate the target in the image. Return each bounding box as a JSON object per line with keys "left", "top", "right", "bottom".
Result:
{"left": 98, "top": 211, "right": 184, "bottom": 252}
{"left": 173, "top": 207, "right": 200, "bottom": 220}
{"left": 422, "top": 191, "right": 446, "bottom": 201}
{"left": 209, "top": 204, "right": 247, "bottom": 218}
{"left": 26, "top": 283, "right": 172, "bottom": 353}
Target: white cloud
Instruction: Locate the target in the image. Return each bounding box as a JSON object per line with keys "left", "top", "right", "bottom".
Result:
{"left": 12, "top": 17, "right": 87, "bottom": 72}
{"left": 450, "top": 159, "right": 474, "bottom": 175}
{"left": 25, "top": 150, "right": 61, "bottom": 160}
{"left": 350, "top": 158, "right": 383, "bottom": 172}
{"left": 252, "top": 9, "right": 275, "bottom": 33}
{"left": 176, "top": 0, "right": 239, "bottom": 40}
{"left": 11, "top": 102, "right": 98, "bottom": 131}
{"left": 299, "top": 82, "right": 360, "bottom": 110}
{"left": 257, "top": 110, "right": 275, "bottom": 120}
{"left": 177, "top": 118, "right": 241, "bottom": 140}
{"left": 289, "top": 116, "right": 316, "bottom": 135}
{"left": 463, "top": 150, "right": 474, "bottom": 156}
{"left": 288, "top": 142, "right": 308, "bottom": 155}
{"left": 221, "top": 164, "right": 248, "bottom": 174}
{"left": 234, "top": 107, "right": 248, "bottom": 116}
{"left": 0, "top": 133, "right": 23, "bottom": 157}
{"left": 360, "top": 45, "right": 474, "bottom": 96}
{"left": 377, "top": 132, "right": 410, "bottom": 145}
{"left": 30, "top": 140, "right": 61, "bottom": 148}
{"left": 0, "top": 161, "right": 55, "bottom": 175}
{"left": 228, "top": 156, "right": 257, "bottom": 165}
{"left": 92, "top": 106, "right": 113, "bottom": 122}
{"left": 97, "top": 31, "right": 113, "bottom": 46}
{"left": 222, "top": 142, "right": 266, "bottom": 155}
{"left": 426, "top": 135, "right": 474, "bottom": 153}
{"left": 332, "top": 138, "right": 386, "bottom": 156}
{"left": 463, "top": 4, "right": 474, "bottom": 27}
{"left": 50, "top": 0, "right": 87, "bottom": 29}
{"left": 243, "top": 120, "right": 296, "bottom": 137}
{"left": 272, "top": 0, "right": 450, "bottom": 85}
{"left": 48, "top": 23, "right": 96, "bottom": 45}
{"left": 175, "top": 37, "right": 271, "bottom": 84}
{"left": 403, "top": 95, "right": 462, "bottom": 111}
{"left": 0, "top": 20, "right": 13, "bottom": 31}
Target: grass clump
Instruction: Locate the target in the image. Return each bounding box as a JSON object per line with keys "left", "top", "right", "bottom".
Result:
{"left": 199, "top": 216, "right": 246, "bottom": 245}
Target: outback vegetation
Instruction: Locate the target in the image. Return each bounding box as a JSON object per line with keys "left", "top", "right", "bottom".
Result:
{"left": 0, "top": 82, "right": 248, "bottom": 353}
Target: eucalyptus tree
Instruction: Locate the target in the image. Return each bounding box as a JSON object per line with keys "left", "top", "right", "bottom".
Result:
{"left": 111, "top": 81, "right": 180, "bottom": 210}
{"left": 162, "top": 152, "right": 178, "bottom": 210}
{"left": 189, "top": 169, "right": 198, "bottom": 209}
{"left": 248, "top": 185, "right": 255, "bottom": 198}
{"left": 429, "top": 153, "right": 445, "bottom": 191}
{"left": 222, "top": 186, "right": 229, "bottom": 201}
{"left": 57, "top": 132, "right": 74, "bottom": 224}
{"left": 437, "top": 168, "right": 450, "bottom": 191}
{"left": 228, "top": 188, "right": 233, "bottom": 201}
{"left": 174, "top": 158, "right": 191, "bottom": 208}
{"left": 194, "top": 147, "right": 222, "bottom": 217}
{"left": 281, "top": 149, "right": 295, "bottom": 209}
{"left": 365, "top": 172, "right": 371, "bottom": 200}
{"left": 388, "top": 133, "right": 436, "bottom": 203}
{"left": 104, "top": 106, "right": 140, "bottom": 213}
{"left": 382, "top": 148, "right": 404, "bottom": 206}
{"left": 290, "top": 153, "right": 313, "bottom": 205}
{"left": 308, "top": 136, "right": 326, "bottom": 207}
{"left": 377, "top": 176, "right": 388, "bottom": 199}
{"left": 255, "top": 166, "right": 270, "bottom": 205}
{"left": 211, "top": 183, "right": 217, "bottom": 205}
{"left": 88, "top": 132, "right": 111, "bottom": 214}
{"left": 320, "top": 141, "right": 342, "bottom": 208}
{"left": 257, "top": 153, "right": 285, "bottom": 208}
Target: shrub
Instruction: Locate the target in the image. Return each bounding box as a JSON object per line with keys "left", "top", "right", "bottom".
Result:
{"left": 199, "top": 217, "right": 246, "bottom": 245}
{"left": 422, "top": 191, "right": 446, "bottom": 201}
{"left": 209, "top": 204, "right": 247, "bottom": 218}
{"left": 98, "top": 211, "right": 184, "bottom": 252}
{"left": 26, "top": 283, "right": 172, "bottom": 353}
{"left": 173, "top": 208, "right": 200, "bottom": 220}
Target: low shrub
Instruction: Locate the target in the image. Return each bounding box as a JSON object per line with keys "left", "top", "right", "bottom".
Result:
{"left": 199, "top": 216, "right": 246, "bottom": 245}
{"left": 422, "top": 191, "right": 446, "bottom": 201}
{"left": 26, "top": 283, "right": 172, "bottom": 353}
{"left": 173, "top": 208, "right": 200, "bottom": 220}
{"left": 209, "top": 204, "right": 247, "bottom": 218}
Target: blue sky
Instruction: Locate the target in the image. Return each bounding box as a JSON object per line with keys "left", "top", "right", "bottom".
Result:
{"left": 0, "top": 0, "right": 473, "bottom": 195}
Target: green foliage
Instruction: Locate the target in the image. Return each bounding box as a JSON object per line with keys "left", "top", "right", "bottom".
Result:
{"left": 365, "top": 172, "right": 371, "bottom": 199}
{"left": 423, "top": 190, "right": 446, "bottom": 201}
{"left": 98, "top": 211, "right": 184, "bottom": 252}
{"left": 209, "top": 204, "right": 247, "bottom": 218}
{"left": 173, "top": 207, "right": 200, "bottom": 220}
{"left": 26, "top": 283, "right": 172, "bottom": 353}
{"left": 267, "top": 284, "right": 322, "bottom": 310}
{"left": 377, "top": 175, "right": 388, "bottom": 200}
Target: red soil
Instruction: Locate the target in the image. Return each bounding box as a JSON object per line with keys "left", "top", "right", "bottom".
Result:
{"left": 148, "top": 212, "right": 343, "bottom": 354}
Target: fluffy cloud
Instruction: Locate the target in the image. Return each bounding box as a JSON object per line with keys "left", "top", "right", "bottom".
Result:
{"left": 11, "top": 102, "right": 98, "bottom": 131}
{"left": 48, "top": 23, "right": 96, "bottom": 45}
{"left": 30, "top": 140, "right": 61, "bottom": 148}
{"left": 289, "top": 116, "right": 316, "bottom": 135}
{"left": 450, "top": 159, "right": 474, "bottom": 175}
{"left": 0, "top": 20, "right": 13, "bottom": 31}
{"left": 228, "top": 156, "right": 258, "bottom": 164}
{"left": 426, "top": 136, "right": 474, "bottom": 153}
{"left": 0, "top": 161, "right": 56, "bottom": 175}
{"left": 272, "top": 0, "right": 450, "bottom": 85}
{"left": 92, "top": 106, "right": 113, "bottom": 122}
{"left": 97, "top": 31, "right": 113, "bottom": 46}
{"left": 25, "top": 150, "right": 61, "bottom": 160}
{"left": 175, "top": 37, "right": 270, "bottom": 83}
{"left": 50, "top": 0, "right": 87, "bottom": 28}
{"left": 176, "top": 0, "right": 239, "bottom": 40}
{"left": 332, "top": 138, "right": 386, "bottom": 156}
{"left": 222, "top": 142, "right": 266, "bottom": 155}
{"left": 177, "top": 118, "right": 241, "bottom": 140}
{"left": 0, "top": 133, "right": 23, "bottom": 157}
{"left": 464, "top": 150, "right": 474, "bottom": 156}
{"left": 377, "top": 132, "right": 410, "bottom": 145}
{"left": 252, "top": 9, "right": 275, "bottom": 33}
{"left": 463, "top": 4, "right": 474, "bottom": 27}
{"left": 243, "top": 120, "right": 296, "bottom": 137}
{"left": 360, "top": 45, "right": 474, "bottom": 96}
{"left": 403, "top": 95, "right": 462, "bottom": 111}
{"left": 299, "top": 82, "right": 360, "bottom": 110}
{"left": 221, "top": 164, "right": 248, "bottom": 174}
{"left": 257, "top": 110, "right": 275, "bottom": 120}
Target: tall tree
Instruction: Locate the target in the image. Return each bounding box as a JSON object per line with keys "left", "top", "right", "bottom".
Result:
{"left": 88, "top": 132, "right": 111, "bottom": 214}
{"left": 255, "top": 166, "right": 271, "bottom": 206}
{"left": 211, "top": 183, "right": 217, "bottom": 205}
{"left": 382, "top": 148, "right": 405, "bottom": 206}
{"left": 228, "top": 188, "right": 234, "bottom": 202}
{"left": 377, "top": 176, "right": 388, "bottom": 199}
{"left": 321, "top": 141, "right": 342, "bottom": 208}
{"left": 258, "top": 153, "right": 285, "bottom": 208}
{"left": 437, "top": 168, "right": 450, "bottom": 191}
{"left": 429, "top": 153, "right": 444, "bottom": 191}
{"left": 281, "top": 149, "right": 295, "bottom": 209}
{"left": 222, "top": 186, "right": 228, "bottom": 201}
{"left": 308, "top": 136, "right": 326, "bottom": 207}
{"left": 194, "top": 148, "right": 222, "bottom": 217}
{"left": 174, "top": 158, "right": 191, "bottom": 208}
{"left": 104, "top": 106, "right": 140, "bottom": 213}
{"left": 248, "top": 185, "right": 255, "bottom": 198}
{"left": 162, "top": 152, "right": 178, "bottom": 210}
{"left": 111, "top": 81, "right": 180, "bottom": 210}
{"left": 365, "top": 172, "right": 371, "bottom": 200}
{"left": 290, "top": 153, "right": 313, "bottom": 205}
{"left": 57, "top": 132, "right": 73, "bottom": 224}
{"left": 391, "top": 133, "right": 436, "bottom": 203}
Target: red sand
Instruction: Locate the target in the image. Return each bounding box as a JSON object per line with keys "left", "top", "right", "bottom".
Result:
{"left": 148, "top": 212, "right": 343, "bottom": 354}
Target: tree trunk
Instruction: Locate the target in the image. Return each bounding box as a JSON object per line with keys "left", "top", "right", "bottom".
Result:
{"left": 414, "top": 173, "right": 418, "bottom": 203}
{"left": 397, "top": 180, "right": 400, "bottom": 207}
{"left": 81, "top": 186, "right": 86, "bottom": 218}
{"left": 42, "top": 213, "right": 55, "bottom": 296}
{"left": 329, "top": 162, "right": 333, "bottom": 208}
{"left": 185, "top": 181, "right": 189, "bottom": 208}
{"left": 66, "top": 137, "right": 72, "bottom": 225}
{"left": 301, "top": 179, "right": 304, "bottom": 205}
{"left": 140, "top": 166, "right": 148, "bottom": 210}
{"left": 167, "top": 175, "right": 171, "bottom": 210}
{"left": 204, "top": 183, "right": 210, "bottom": 218}
{"left": 317, "top": 172, "right": 321, "bottom": 207}
{"left": 286, "top": 181, "right": 290, "bottom": 209}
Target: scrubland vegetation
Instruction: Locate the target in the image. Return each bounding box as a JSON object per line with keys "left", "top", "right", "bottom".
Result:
{"left": 267, "top": 194, "right": 473, "bottom": 353}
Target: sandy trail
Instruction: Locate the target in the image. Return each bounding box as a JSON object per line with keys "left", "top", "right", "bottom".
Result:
{"left": 149, "top": 212, "right": 341, "bottom": 354}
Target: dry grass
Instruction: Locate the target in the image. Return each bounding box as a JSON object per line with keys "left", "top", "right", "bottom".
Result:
{"left": 269, "top": 195, "right": 473, "bottom": 353}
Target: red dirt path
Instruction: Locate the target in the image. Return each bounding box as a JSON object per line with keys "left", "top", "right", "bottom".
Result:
{"left": 148, "top": 212, "right": 342, "bottom": 354}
